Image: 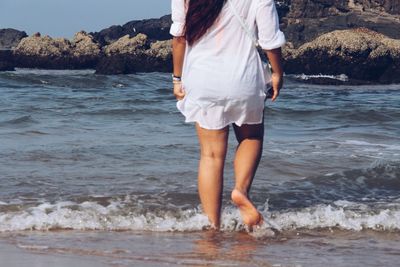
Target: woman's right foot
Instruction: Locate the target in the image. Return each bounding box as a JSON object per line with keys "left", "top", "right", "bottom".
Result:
{"left": 231, "top": 189, "right": 262, "bottom": 227}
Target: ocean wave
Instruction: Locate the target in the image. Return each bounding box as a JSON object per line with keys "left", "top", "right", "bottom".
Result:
{"left": 264, "top": 161, "right": 400, "bottom": 210}
{"left": 1, "top": 198, "right": 399, "bottom": 233}
{"left": 75, "top": 108, "right": 168, "bottom": 116}
{"left": 332, "top": 109, "right": 398, "bottom": 122}
{"left": 342, "top": 140, "right": 400, "bottom": 151}
{"left": 0, "top": 115, "right": 37, "bottom": 126}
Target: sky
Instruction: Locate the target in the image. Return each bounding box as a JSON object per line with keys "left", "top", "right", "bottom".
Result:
{"left": 0, "top": 0, "right": 171, "bottom": 38}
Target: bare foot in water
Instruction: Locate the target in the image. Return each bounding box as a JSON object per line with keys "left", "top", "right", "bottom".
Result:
{"left": 231, "top": 189, "right": 263, "bottom": 227}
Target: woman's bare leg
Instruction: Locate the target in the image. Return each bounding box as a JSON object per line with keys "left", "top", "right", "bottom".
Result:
{"left": 196, "top": 123, "right": 229, "bottom": 229}
{"left": 231, "top": 123, "right": 264, "bottom": 226}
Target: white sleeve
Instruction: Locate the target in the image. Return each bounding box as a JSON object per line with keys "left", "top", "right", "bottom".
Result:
{"left": 256, "top": 0, "right": 286, "bottom": 50}
{"left": 170, "top": 0, "right": 186, "bottom": 37}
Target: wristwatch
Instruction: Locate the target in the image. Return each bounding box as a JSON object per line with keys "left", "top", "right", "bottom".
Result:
{"left": 172, "top": 74, "right": 182, "bottom": 82}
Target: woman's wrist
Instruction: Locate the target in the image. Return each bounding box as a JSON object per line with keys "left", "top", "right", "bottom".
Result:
{"left": 172, "top": 74, "right": 182, "bottom": 83}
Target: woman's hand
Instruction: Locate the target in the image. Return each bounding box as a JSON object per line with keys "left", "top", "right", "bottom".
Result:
{"left": 265, "top": 48, "right": 284, "bottom": 102}
{"left": 270, "top": 72, "right": 283, "bottom": 102}
{"left": 173, "top": 82, "right": 185, "bottom": 100}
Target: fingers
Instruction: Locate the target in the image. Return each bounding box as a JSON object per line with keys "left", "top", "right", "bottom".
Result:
{"left": 173, "top": 83, "right": 185, "bottom": 100}
{"left": 174, "top": 91, "right": 185, "bottom": 100}
{"left": 271, "top": 87, "right": 279, "bottom": 102}
{"left": 270, "top": 73, "right": 283, "bottom": 102}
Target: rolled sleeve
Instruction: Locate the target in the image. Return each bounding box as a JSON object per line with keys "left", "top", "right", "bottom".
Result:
{"left": 256, "top": 0, "right": 286, "bottom": 50}
{"left": 170, "top": 0, "right": 186, "bottom": 37}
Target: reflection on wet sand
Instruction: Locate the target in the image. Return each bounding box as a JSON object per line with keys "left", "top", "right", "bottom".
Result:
{"left": 189, "top": 231, "right": 274, "bottom": 267}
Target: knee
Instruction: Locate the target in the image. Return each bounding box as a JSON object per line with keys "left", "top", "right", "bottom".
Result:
{"left": 200, "top": 148, "right": 226, "bottom": 160}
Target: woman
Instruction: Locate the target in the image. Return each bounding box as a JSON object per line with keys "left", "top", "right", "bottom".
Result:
{"left": 170, "top": 0, "right": 285, "bottom": 229}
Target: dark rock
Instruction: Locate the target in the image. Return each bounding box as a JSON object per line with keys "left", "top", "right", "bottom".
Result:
{"left": 95, "top": 54, "right": 137, "bottom": 75}
{"left": 90, "top": 25, "right": 125, "bottom": 47}
{"left": 0, "top": 28, "right": 27, "bottom": 50}
{"left": 122, "top": 15, "right": 173, "bottom": 41}
{"left": 276, "top": 0, "right": 291, "bottom": 19}
{"left": 0, "top": 50, "right": 15, "bottom": 71}
{"left": 286, "top": 0, "right": 349, "bottom": 18}
{"left": 95, "top": 52, "right": 171, "bottom": 75}
{"left": 91, "top": 15, "right": 172, "bottom": 46}
{"left": 354, "top": 0, "right": 400, "bottom": 15}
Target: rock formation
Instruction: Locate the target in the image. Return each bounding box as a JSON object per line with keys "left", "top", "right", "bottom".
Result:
{"left": 14, "top": 34, "right": 71, "bottom": 57}
{"left": 143, "top": 40, "right": 172, "bottom": 72}
{"left": 71, "top": 31, "right": 101, "bottom": 58}
{"left": 283, "top": 28, "right": 400, "bottom": 83}
{"left": 90, "top": 15, "right": 172, "bottom": 46}
{"left": 1, "top": 1, "right": 399, "bottom": 83}
{"left": 104, "top": 33, "right": 148, "bottom": 56}
{"left": 95, "top": 34, "right": 171, "bottom": 74}
{"left": 13, "top": 31, "right": 101, "bottom": 69}
{"left": 281, "top": 0, "right": 400, "bottom": 48}
{"left": 88, "top": 0, "right": 400, "bottom": 49}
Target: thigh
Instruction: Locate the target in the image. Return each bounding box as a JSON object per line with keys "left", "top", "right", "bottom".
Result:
{"left": 232, "top": 123, "right": 264, "bottom": 144}
{"left": 196, "top": 123, "right": 229, "bottom": 158}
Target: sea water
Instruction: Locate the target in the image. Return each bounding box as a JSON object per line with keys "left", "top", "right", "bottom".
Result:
{"left": 0, "top": 69, "right": 399, "bottom": 266}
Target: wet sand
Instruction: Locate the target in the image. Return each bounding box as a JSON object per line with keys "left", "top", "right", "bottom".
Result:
{"left": 1, "top": 230, "right": 399, "bottom": 267}
{"left": 0, "top": 241, "right": 108, "bottom": 267}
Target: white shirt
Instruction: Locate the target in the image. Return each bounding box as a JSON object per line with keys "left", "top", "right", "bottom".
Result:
{"left": 170, "top": 0, "right": 286, "bottom": 130}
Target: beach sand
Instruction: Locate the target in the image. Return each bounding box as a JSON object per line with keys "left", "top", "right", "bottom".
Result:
{"left": 0, "top": 240, "right": 108, "bottom": 267}
{"left": 1, "top": 230, "right": 399, "bottom": 267}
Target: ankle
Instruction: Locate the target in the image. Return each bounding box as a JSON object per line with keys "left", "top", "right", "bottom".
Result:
{"left": 209, "top": 219, "right": 220, "bottom": 230}
{"left": 233, "top": 187, "right": 247, "bottom": 196}
{"left": 231, "top": 188, "right": 247, "bottom": 204}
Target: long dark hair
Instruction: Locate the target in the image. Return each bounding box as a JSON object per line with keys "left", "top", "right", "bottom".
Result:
{"left": 185, "top": 0, "right": 226, "bottom": 45}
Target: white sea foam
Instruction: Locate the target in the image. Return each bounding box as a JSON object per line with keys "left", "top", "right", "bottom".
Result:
{"left": 268, "top": 204, "right": 400, "bottom": 232}
{"left": 292, "top": 73, "right": 349, "bottom": 82}
{"left": 14, "top": 68, "right": 95, "bottom": 75}
{"left": 342, "top": 140, "right": 400, "bottom": 151}
{"left": 0, "top": 199, "right": 399, "bottom": 233}
{"left": 17, "top": 244, "right": 49, "bottom": 250}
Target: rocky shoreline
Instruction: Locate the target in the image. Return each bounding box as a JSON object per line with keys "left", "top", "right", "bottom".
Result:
{"left": 1, "top": 0, "right": 399, "bottom": 84}
{"left": 283, "top": 28, "right": 400, "bottom": 84}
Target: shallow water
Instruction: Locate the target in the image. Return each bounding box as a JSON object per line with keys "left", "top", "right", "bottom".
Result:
{"left": 0, "top": 69, "right": 399, "bottom": 265}
{"left": 1, "top": 230, "right": 399, "bottom": 267}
